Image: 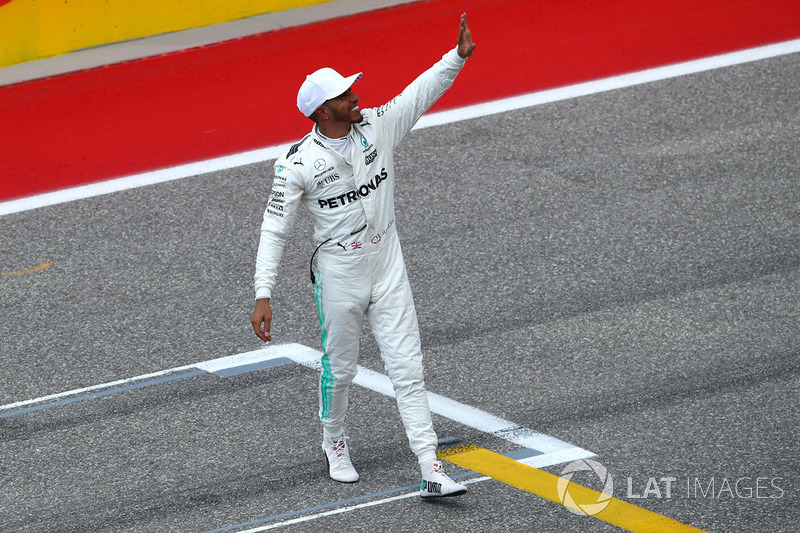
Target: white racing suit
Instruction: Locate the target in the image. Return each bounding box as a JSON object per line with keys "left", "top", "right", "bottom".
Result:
{"left": 255, "top": 48, "right": 467, "bottom": 464}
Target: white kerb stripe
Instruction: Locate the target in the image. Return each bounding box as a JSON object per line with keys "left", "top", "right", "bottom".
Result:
{"left": 2, "top": 38, "right": 799, "bottom": 218}
{"left": 1, "top": 341, "right": 590, "bottom": 461}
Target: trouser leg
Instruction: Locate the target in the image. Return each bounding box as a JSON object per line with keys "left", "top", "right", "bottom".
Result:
{"left": 314, "top": 257, "right": 369, "bottom": 438}
{"left": 367, "top": 239, "right": 437, "bottom": 463}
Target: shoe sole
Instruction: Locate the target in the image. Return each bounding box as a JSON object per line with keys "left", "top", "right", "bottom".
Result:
{"left": 420, "top": 488, "right": 467, "bottom": 499}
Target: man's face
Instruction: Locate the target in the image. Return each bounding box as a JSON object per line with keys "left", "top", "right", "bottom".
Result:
{"left": 322, "top": 88, "right": 363, "bottom": 124}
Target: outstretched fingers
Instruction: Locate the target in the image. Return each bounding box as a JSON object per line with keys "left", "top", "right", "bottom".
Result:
{"left": 457, "top": 12, "right": 477, "bottom": 58}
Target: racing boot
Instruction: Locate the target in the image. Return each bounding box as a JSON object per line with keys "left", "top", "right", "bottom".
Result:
{"left": 322, "top": 435, "right": 359, "bottom": 483}
{"left": 419, "top": 460, "right": 467, "bottom": 499}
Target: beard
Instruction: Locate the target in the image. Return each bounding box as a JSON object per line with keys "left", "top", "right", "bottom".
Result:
{"left": 330, "top": 104, "right": 363, "bottom": 124}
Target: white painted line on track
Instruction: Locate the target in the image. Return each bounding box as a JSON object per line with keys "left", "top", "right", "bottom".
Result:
{"left": 193, "top": 343, "right": 309, "bottom": 374}
{"left": 1, "top": 347, "right": 586, "bottom": 529}
{"left": 2, "top": 38, "right": 799, "bottom": 218}
{"left": 0, "top": 146, "right": 285, "bottom": 217}
{"left": 1, "top": 342, "right": 593, "bottom": 464}
{"left": 246, "top": 491, "right": 423, "bottom": 532}
{"left": 365, "top": 369, "right": 593, "bottom": 465}
{"left": 415, "top": 37, "right": 800, "bottom": 130}
{"left": 0, "top": 364, "right": 198, "bottom": 411}
{"left": 232, "top": 476, "right": 491, "bottom": 532}
{"left": 0, "top": 347, "right": 281, "bottom": 412}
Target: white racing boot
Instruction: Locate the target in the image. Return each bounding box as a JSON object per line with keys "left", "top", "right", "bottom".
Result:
{"left": 419, "top": 460, "right": 467, "bottom": 499}
{"left": 322, "top": 435, "right": 359, "bottom": 483}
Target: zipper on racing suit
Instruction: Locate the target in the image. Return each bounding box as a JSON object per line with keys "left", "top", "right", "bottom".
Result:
{"left": 309, "top": 223, "right": 368, "bottom": 284}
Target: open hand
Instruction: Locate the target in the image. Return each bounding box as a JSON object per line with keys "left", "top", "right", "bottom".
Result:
{"left": 457, "top": 13, "right": 477, "bottom": 58}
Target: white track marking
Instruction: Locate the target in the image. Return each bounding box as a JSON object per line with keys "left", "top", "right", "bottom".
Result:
{"left": 0, "top": 146, "right": 284, "bottom": 217}
{"left": 235, "top": 477, "right": 491, "bottom": 532}
{"left": 244, "top": 343, "right": 594, "bottom": 461}
{"left": 0, "top": 345, "right": 292, "bottom": 412}
{"left": 415, "top": 38, "right": 800, "bottom": 130}
{"left": 2, "top": 38, "right": 799, "bottom": 218}
{"left": 349, "top": 365, "right": 594, "bottom": 462}
{"left": 0, "top": 364, "right": 197, "bottom": 411}
{"left": 194, "top": 344, "right": 301, "bottom": 374}
{"left": 1, "top": 342, "right": 593, "bottom": 464}
{"left": 0, "top": 347, "right": 280, "bottom": 412}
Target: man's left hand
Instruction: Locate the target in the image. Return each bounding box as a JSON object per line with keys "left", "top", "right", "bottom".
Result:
{"left": 457, "top": 13, "right": 477, "bottom": 59}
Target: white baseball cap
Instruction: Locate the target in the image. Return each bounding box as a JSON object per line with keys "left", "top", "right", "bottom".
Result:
{"left": 297, "top": 67, "right": 363, "bottom": 117}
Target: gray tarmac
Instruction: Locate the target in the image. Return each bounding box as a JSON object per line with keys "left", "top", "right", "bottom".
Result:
{"left": 1, "top": 51, "right": 799, "bottom": 532}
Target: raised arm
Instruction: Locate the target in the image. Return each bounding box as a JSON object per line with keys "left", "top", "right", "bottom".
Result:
{"left": 373, "top": 13, "right": 477, "bottom": 146}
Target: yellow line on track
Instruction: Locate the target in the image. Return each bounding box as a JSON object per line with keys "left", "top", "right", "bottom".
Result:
{"left": 0, "top": 263, "right": 52, "bottom": 276}
{"left": 438, "top": 444, "right": 706, "bottom": 533}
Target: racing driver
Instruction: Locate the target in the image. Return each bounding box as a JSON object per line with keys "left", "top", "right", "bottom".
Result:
{"left": 251, "top": 13, "right": 476, "bottom": 499}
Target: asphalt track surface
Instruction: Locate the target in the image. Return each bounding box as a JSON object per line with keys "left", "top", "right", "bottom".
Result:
{"left": 2, "top": 9, "right": 800, "bottom": 533}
